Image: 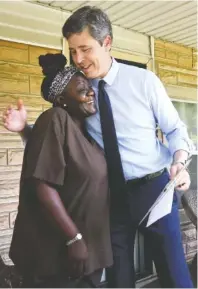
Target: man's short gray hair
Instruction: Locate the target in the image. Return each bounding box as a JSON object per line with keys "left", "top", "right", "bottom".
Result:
{"left": 62, "top": 6, "right": 113, "bottom": 45}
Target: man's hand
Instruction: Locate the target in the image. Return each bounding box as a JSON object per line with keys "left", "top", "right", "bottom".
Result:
{"left": 170, "top": 162, "right": 190, "bottom": 191}
{"left": 67, "top": 239, "right": 88, "bottom": 278}
{"left": 2, "top": 99, "right": 27, "bottom": 132}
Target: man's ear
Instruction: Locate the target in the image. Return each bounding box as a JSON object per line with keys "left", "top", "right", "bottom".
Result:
{"left": 103, "top": 35, "right": 112, "bottom": 51}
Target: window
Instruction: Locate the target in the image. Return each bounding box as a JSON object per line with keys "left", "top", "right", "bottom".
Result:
{"left": 172, "top": 101, "right": 197, "bottom": 150}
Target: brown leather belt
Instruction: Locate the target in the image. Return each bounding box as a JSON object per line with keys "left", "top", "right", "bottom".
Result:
{"left": 126, "top": 168, "right": 166, "bottom": 187}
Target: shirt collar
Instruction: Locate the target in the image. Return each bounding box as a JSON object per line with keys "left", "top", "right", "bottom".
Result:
{"left": 103, "top": 58, "right": 119, "bottom": 86}
{"left": 90, "top": 58, "right": 119, "bottom": 87}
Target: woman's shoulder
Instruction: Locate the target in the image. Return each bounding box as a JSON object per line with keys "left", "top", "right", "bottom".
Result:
{"left": 35, "top": 107, "right": 69, "bottom": 127}
{"left": 30, "top": 107, "right": 70, "bottom": 139}
{"left": 38, "top": 106, "right": 68, "bottom": 120}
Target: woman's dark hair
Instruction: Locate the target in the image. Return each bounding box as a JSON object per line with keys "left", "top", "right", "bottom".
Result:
{"left": 39, "top": 53, "right": 67, "bottom": 100}
{"left": 62, "top": 6, "right": 113, "bottom": 45}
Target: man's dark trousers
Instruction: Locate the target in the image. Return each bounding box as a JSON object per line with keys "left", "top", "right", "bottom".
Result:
{"left": 107, "top": 170, "right": 193, "bottom": 288}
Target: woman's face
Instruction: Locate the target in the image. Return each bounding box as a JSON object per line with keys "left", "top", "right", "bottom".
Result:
{"left": 63, "top": 73, "right": 96, "bottom": 117}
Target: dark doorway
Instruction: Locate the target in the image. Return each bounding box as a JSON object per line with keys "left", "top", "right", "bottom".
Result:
{"left": 115, "top": 58, "right": 147, "bottom": 69}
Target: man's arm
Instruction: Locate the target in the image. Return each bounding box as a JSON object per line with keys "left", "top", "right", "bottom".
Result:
{"left": 170, "top": 150, "right": 191, "bottom": 191}
{"left": 145, "top": 71, "right": 194, "bottom": 190}
{"left": 146, "top": 71, "right": 194, "bottom": 156}
{"left": 2, "top": 99, "right": 32, "bottom": 144}
{"left": 19, "top": 123, "right": 33, "bottom": 145}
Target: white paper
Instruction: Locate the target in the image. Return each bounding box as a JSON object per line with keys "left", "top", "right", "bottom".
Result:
{"left": 139, "top": 157, "right": 192, "bottom": 227}
{"left": 146, "top": 184, "right": 174, "bottom": 227}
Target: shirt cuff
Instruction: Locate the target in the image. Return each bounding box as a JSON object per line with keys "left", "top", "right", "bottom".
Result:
{"left": 169, "top": 138, "right": 195, "bottom": 156}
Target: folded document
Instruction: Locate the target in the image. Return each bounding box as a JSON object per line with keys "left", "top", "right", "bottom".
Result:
{"left": 140, "top": 157, "right": 192, "bottom": 227}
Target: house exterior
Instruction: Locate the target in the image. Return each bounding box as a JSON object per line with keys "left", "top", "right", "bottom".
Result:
{"left": 0, "top": 0, "right": 197, "bottom": 285}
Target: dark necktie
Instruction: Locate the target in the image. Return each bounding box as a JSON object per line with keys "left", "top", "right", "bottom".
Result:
{"left": 98, "top": 80, "right": 125, "bottom": 196}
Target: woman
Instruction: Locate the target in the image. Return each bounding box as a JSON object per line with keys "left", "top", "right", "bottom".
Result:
{"left": 9, "top": 53, "right": 112, "bottom": 288}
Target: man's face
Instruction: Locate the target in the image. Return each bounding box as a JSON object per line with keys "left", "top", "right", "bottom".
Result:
{"left": 68, "top": 28, "right": 112, "bottom": 79}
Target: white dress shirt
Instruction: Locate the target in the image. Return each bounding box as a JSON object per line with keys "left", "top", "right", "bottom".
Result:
{"left": 85, "top": 59, "right": 193, "bottom": 180}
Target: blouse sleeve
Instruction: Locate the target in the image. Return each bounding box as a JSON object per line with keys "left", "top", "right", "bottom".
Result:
{"left": 23, "top": 107, "right": 68, "bottom": 186}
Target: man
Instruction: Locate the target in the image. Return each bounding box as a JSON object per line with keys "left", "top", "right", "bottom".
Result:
{"left": 3, "top": 6, "right": 194, "bottom": 288}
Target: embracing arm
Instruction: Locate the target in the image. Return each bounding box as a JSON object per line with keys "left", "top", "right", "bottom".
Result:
{"left": 19, "top": 124, "right": 33, "bottom": 145}
{"left": 2, "top": 99, "right": 32, "bottom": 144}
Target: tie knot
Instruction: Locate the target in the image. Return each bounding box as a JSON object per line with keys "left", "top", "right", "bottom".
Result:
{"left": 98, "top": 80, "right": 106, "bottom": 90}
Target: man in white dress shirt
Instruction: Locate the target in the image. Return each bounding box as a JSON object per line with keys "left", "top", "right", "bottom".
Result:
{"left": 3, "top": 6, "right": 194, "bottom": 288}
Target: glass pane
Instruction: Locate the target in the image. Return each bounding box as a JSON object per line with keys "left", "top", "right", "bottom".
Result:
{"left": 172, "top": 102, "right": 197, "bottom": 150}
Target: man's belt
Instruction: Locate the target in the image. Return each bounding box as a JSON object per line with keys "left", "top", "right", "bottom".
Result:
{"left": 126, "top": 168, "right": 166, "bottom": 187}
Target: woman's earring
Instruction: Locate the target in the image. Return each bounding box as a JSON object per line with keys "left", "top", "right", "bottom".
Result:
{"left": 63, "top": 103, "right": 67, "bottom": 108}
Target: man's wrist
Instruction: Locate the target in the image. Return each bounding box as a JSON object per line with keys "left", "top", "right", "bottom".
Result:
{"left": 173, "top": 150, "right": 188, "bottom": 165}
{"left": 172, "top": 160, "right": 190, "bottom": 173}
{"left": 172, "top": 160, "right": 187, "bottom": 166}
